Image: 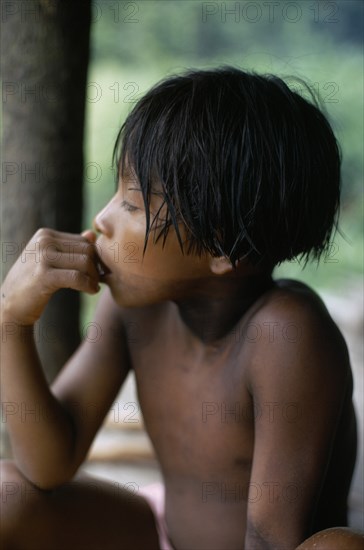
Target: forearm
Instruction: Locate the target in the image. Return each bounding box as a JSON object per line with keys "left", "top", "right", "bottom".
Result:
{"left": 1, "top": 321, "right": 76, "bottom": 489}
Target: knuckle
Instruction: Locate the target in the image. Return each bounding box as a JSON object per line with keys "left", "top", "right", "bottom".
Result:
{"left": 35, "top": 227, "right": 52, "bottom": 239}
{"left": 36, "top": 230, "right": 53, "bottom": 248}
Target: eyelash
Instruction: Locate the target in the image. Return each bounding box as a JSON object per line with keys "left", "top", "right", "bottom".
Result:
{"left": 120, "top": 199, "right": 172, "bottom": 229}
{"left": 121, "top": 200, "right": 138, "bottom": 212}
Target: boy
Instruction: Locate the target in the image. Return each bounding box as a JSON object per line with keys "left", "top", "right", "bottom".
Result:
{"left": 1, "top": 67, "right": 362, "bottom": 549}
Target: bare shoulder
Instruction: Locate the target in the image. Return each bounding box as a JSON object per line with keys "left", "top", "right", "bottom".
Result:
{"left": 83, "top": 287, "right": 132, "bottom": 358}
{"left": 246, "top": 277, "right": 352, "bottom": 391}
{"left": 263, "top": 277, "right": 349, "bottom": 349}
{"left": 268, "top": 277, "right": 334, "bottom": 314}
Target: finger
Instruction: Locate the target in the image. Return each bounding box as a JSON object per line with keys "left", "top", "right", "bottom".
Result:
{"left": 47, "top": 268, "right": 101, "bottom": 294}
{"left": 47, "top": 252, "right": 100, "bottom": 282}
{"left": 81, "top": 229, "right": 97, "bottom": 243}
{"left": 40, "top": 238, "right": 99, "bottom": 259}
{"left": 35, "top": 228, "right": 93, "bottom": 242}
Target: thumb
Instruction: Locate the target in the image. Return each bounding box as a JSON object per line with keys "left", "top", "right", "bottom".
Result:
{"left": 81, "top": 229, "right": 97, "bottom": 243}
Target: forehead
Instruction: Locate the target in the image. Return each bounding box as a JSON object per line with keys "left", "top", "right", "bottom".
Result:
{"left": 119, "top": 161, "right": 138, "bottom": 185}
{"left": 120, "top": 157, "right": 158, "bottom": 189}
{"left": 120, "top": 166, "right": 165, "bottom": 213}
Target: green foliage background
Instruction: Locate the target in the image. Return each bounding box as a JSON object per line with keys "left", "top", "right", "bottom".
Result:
{"left": 83, "top": 0, "right": 363, "bottom": 319}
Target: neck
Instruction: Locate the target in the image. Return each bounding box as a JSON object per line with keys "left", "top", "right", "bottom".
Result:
{"left": 172, "top": 270, "right": 274, "bottom": 351}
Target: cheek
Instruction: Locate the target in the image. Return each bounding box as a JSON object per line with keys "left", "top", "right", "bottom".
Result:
{"left": 112, "top": 216, "right": 147, "bottom": 268}
{"left": 113, "top": 216, "right": 202, "bottom": 284}
{"left": 140, "top": 228, "right": 201, "bottom": 281}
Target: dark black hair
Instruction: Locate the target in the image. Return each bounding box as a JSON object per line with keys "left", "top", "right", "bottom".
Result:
{"left": 113, "top": 66, "right": 342, "bottom": 271}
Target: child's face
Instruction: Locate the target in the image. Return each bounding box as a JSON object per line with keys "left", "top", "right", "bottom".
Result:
{"left": 94, "top": 172, "right": 214, "bottom": 307}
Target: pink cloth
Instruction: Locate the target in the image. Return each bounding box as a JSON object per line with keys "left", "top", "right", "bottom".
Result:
{"left": 139, "top": 482, "right": 175, "bottom": 550}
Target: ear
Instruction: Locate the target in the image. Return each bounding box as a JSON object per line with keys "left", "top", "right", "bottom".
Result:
{"left": 208, "top": 255, "right": 235, "bottom": 275}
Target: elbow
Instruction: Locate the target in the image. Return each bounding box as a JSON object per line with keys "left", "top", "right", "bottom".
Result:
{"left": 20, "top": 469, "right": 74, "bottom": 492}
{"left": 0, "top": 458, "right": 73, "bottom": 497}
{"left": 245, "top": 518, "right": 303, "bottom": 550}
{"left": 245, "top": 521, "right": 274, "bottom": 550}
{"left": 29, "top": 472, "right": 74, "bottom": 492}
{"left": 13, "top": 455, "right": 76, "bottom": 492}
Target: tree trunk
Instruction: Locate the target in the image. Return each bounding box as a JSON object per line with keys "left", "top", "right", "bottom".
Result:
{"left": 1, "top": 0, "right": 91, "bottom": 457}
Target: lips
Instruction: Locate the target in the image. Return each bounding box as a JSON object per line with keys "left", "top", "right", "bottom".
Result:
{"left": 96, "top": 257, "right": 112, "bottom": 277}
{"left": 95, "top": 239, "right": 113, "bottom": 278}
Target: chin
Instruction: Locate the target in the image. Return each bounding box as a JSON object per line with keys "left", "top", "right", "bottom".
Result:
{"left": 107, "top": 286, "right": 150, "bottom": 309}
{"left": 106, "top": 274, "right": 170, "bottom": 308}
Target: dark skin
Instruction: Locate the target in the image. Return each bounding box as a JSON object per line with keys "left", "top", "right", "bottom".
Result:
{"left": 0, "top": 173, "right": 360, "bottom": 549}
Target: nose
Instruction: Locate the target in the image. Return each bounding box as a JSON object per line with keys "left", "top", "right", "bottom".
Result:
{"left": 93, "top": 201, "right": 113, "bottom": 237}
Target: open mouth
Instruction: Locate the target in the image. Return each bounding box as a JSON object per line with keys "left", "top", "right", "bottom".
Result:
{"left": 96, "top": 258, "right": 112, "bottom": 278}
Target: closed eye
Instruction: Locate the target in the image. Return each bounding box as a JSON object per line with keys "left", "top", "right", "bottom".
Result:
{"left": 121, "top": 200, "right": 138, "bottom": 212}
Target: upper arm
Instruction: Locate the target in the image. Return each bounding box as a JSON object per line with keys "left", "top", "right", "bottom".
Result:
{"left": 245, "top": 291, "right": 351, "bottom": 548}
{"left": 50, "top": 287, "right": 132, "bottom": 474}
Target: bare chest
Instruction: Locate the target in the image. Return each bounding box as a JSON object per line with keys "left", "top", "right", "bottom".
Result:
{"left": 124, "top": 304, "right": 255, "bottom": 481}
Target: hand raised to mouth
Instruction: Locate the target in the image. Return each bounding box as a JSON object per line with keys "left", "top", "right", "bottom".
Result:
{"left": 81, "top": 230, "right": 113, "bottom": 281}
{"left": 1, "top": 228, "right": 102, "bottom": 326}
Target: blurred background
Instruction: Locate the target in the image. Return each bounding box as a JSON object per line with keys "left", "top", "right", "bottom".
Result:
{"left": 83, "top": 0, "right": 363, "bottom": 289}
{"left": 79, "top": 0, "right": 363, "bottom": 530}
{"left": 1, "top": 0, "right": 363, "bottom": 533}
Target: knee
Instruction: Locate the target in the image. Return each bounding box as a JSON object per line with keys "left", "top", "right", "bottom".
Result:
{"left": 0, "top": 459, "right": 48, "bottom": 548}
{"left": 1, "top": 459, "right": 27, "bottom": 514}
{"left": 296, "top": 528, "right": 364, "bottom": 550}
{"left": 1, "top": 460, "right": 23, "bottom": 548}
